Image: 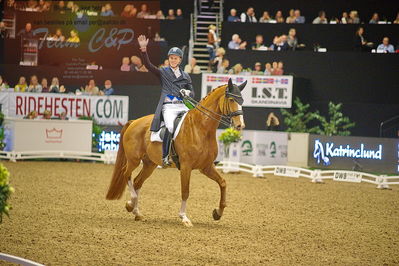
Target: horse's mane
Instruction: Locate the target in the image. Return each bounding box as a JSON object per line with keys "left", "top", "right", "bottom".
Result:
{"left": 198, "top": 84, "right": 227, "bottom": 104}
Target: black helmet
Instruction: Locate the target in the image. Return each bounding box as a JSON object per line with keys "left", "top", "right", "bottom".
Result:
{"left": 167, "top": 47, "right": 183, "bottom": 59}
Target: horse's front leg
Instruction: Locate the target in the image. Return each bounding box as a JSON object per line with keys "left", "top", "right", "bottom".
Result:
{"left": 179, "top": 165, "right": 193, "bottom": 227}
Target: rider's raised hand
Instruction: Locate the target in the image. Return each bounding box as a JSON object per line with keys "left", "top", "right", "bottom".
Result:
{"left": 138, "top": 35, "right": 149, "bottom": 52}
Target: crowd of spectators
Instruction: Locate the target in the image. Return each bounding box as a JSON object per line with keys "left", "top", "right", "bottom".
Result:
{"left": 0, "top": 74, "right": 115, "bottom": 95}
{"left": 228, "top": 7, "right": 399, "bottom": 24}
{"left": 4, "top": 0, "right": 186, "bottom": 20}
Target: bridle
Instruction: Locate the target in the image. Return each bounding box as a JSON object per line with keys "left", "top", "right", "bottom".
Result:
{"left": 183, "top": 91, "right": 244, "bottom": 128}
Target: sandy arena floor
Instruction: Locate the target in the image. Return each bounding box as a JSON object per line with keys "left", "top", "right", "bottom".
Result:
{"left": 0, "top": 161, "right": 398, "bottom": 265}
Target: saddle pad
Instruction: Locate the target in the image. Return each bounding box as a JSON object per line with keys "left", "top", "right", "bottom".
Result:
{"left": 150, "top": 112, "right": 189, "bottom": 142}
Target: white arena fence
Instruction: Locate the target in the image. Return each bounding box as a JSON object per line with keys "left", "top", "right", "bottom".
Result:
{"left": 216, "top": 161, "right": 399, "bottom": 189}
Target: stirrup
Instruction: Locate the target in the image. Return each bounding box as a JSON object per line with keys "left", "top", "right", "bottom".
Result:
{"left": 162, "top": 156, "right": 172, "bottom": 167}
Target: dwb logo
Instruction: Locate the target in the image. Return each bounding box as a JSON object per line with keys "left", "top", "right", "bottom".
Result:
{"left": 241, "top": 140, "right": 253, "bottom": 156}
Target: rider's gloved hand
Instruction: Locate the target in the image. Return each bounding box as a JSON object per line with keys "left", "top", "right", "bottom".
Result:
{"left": 180, "top": 89, "right": 191, "bottom": 97}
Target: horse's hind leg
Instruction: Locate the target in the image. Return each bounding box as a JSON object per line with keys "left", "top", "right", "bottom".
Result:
{"left": 200, "top": 164, "right": 227, "bottom": 220}
{"left": 126, "top": 158, "right": 157, "bottom": 221}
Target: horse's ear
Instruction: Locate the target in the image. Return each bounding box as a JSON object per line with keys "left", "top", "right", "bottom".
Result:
{"left": 227, "top": 78, "right": 233, "bottom": 92}
{"left": 238, "top": 80, "right": 247, "bottom": 91}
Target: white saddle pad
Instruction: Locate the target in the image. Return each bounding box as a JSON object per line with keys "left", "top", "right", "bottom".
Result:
{"left": 150, "top": 112, "right": 188, "bottom": 142}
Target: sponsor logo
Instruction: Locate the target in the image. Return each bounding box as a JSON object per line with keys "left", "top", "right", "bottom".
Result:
{"left": 45, "top": 128, "right": 63, "bottom": 143}
{"left": 98, "top": 131, "right": 120, "bottom": 152}
{"left": 241, "top": 140, "right": 253, "bottom": 156}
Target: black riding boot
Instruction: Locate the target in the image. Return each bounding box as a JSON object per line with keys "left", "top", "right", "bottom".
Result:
{"left": 162, "top": 129, "right": 172, "bottom": 167}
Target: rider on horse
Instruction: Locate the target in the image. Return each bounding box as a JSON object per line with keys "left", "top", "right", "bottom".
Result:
{"left": 138, "top": 35, "right": 194, "bottom": 167}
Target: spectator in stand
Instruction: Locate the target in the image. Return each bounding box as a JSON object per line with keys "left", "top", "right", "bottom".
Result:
{"left": 26, "top": 111, "right": 38, "bottom": 119}
{"left": 270, "top": 35, "right": 289, "bottom": 51}
{"left": 228, "top": 64, "right": 243, "bottom": 75}
{"left": 66, "top": 29, "right": 80, "bottom": 43}
{"left": 354, "top": 27, "right": 372, "bottom": 52}
{"left": 37, "top": 0, "right": 50, "bottom": 12}
{"left": 271, "top": 61, "right": 284, "bottom": 75}
{"left": 156, "top": 10, "right": 165, "bottom": 19}
{"left": 341, "top": 12, "right": 349, "bottom": 24}
{"left": 130, "top": 56, "right": 148, "bottom": 72}
{"left": 176, "top": 9, "right": 183, "bottom": 19}
{"left": 41, "top": 78, "right": 49, "bottom": 92}
{"left": 227, "top": 9, "right": 240, "bottom": 22}
{"left": 26, "top": 0, "right": 38, "bottom": 11}
{"left": 54, "top": 1, "right": 66, "bottom": 14}
{"left": 121, "top": 4, "right": 137, "bottom": 18}
{"left": 313, "top": 11, "right": 328, "bottom": 24}
{"left": 43, "top": 110, "right": 52, "bottom": 120}
{"left": 210, "top": 47, "right": 225, "bottom": 73}
{"left": 286, "top": 9, "right": 296, "bottom": 23}
{"left": 252, "top": 62, "right": 263, "bottom": 75}
{"left": 228, "top": 34, "right": 246, "bottom": 50}
{"left": 0, "top": 21, "right": 9, "bottom": 39}
{"left": 184, "top": 58, "right": 201, "bottom": 74}
{"left": 369, "top": 13, "right": 379, "bottom": 24}
{"left": 377, "top": 37, "right": 395, "bottom": 53}
{"left": 82, "top": 79, "right": 99, "bottom": 95}
{"left": 241, "top": 7, "right": 257, "bottom": 23}
{"left": 166, "top": 9, "right": 176, "bottom": 20}
{"left": 217, "top": 59, "right": 229, "bottom": 74}
{"left": 349, "top": 10, "right": 360, "bottom": 24}
{"left": 207, "top": 24, "right": 219, "bottom": 61}
{"left": 28, "top": 75, "right": 42, "bottom": 92}
{"left": 52, "top": 28, "right": 65, "bottom": 41}
{"left": 14, "top": 76, "right": 27, "bottom": 92}
{"left": 120, "top": 57, "right": 130, "bottom": 71}
{"left": 101, "top": 3, "right": 114, "bottom": 16}
{"left": 394, "top": 13, "right": 399, "bottom": 24}
{"left": 264, "top": 63, "right": 272, "bottom": 75}
{"left": 294, "top": 9, "right": 305, "bottom": 23}
{"left": 137, "top": 4, "right": 149, "bottom": 18}
{"left": 101, "top": 80, "right": 114, "bottom": 95}
{"left": 0, "top": 75, "right": 9, "bottom": 91}
{"left": 259, "top": 11, "right": 272, "bottom": 23}
{"left": 287, "top": 28, "right": 298, "bottom": 50}
{"left": 18, "top": 23, "right": 34, "bottom": 39}
{"left": 275, "top": 10, "right": 284, "bottom": 23}
{"left": 66, "top": 1, "right": 74, "bottom": 12}
{"left": 49, "top": 77, "right": 60, "bottom": 93}
{"left": 251, "top": 34, "right": 266, "bottom": 50}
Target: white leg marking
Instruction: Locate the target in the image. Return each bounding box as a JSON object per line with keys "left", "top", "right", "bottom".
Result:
{"left": 179, "top": 200, "right": 193, "bottom": 227}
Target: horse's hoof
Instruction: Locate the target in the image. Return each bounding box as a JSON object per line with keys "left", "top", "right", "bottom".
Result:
{"left": 125, "top": 201, "right": 133, "bottom": 212}
{"left": 134, "top": 214, "right": 144, "bottom": 221}
{"left": 182, "top": 220, "right": 193, "bottom": 227}
{"left": 212, "top": 209, "right": 221, "bottom": 220}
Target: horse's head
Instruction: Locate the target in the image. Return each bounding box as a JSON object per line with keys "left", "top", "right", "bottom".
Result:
{"left": 219, "top": 78, "right": 247, "bottom": 131}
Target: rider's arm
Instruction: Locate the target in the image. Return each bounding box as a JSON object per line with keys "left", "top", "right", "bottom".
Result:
{"left": 184, "top": 75, "right": 195, "bottom": 98}
{"left": 140, "top": 50, "right": 161, "bottom": 78}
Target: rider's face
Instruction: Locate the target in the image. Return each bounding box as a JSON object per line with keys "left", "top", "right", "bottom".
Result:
{"left": 168, "top": 55, "right": 181, "bottom": 69}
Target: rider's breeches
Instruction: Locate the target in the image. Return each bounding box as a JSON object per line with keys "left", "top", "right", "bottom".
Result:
{"left": 162, "top": 103, "right": 188, "bottom": 133}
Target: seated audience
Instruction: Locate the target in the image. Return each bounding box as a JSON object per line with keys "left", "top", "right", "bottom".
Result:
{"left": 100, "top": 3, "right": 114, "bottom": 16}
{"left": 241, "top": 7, "right": 257, "bottom": 23}
{"left": 251, "top": 34, "right": 266, "bottom": 50}
{"left": 25, "top": 111, "right": 38, "bottom": 119}
{"left": 49, "top": 77, "right": 60, "bottom": 93}
{"left": 377, "top": 37, "right": 395, "bottom": 53}
{"left": 227, "top": 9, "right": 240, "bottom": 22}
{"left": 43, "top": 110, "right": 52, "bottom": 120}
{"left": 120, "top": 57, "right": 130, "bottom": 71}
{"left": 52, "top": 28, "right": 65, "bottom": 41}
{"left": 264, "top": 63, "right": 272, "bottom": 75}
{"left": 287, "top": 28, "right": 298, "bottom": 50}
{"left": 18, "top": 23, "right": 34, "bottom": 39}
{"left": 66, "top": 29, "right": 80, "bottom": 43}
{"left": 217, "top": 59, "right": 229, "bottom": 74}
{"left": 0, "top": 21, "right": 9, "bottom": 39}
{"left": 294, "top": 9, "right": 305, "bottom": 23}
{"left": 369, "top": 13, "right": 379, "bottom": 24}
{"left": 269, "top": 35, "right": 289, "bottom": 51}
{"left": 228, "top": 64, "right": 243, "bottom": 75}
{"left": 176, "top": 9, "right": 183, "bottom": 19}
{"left": 82, "top": 79, "right": 99, "bottom": 95}
{"left": 286, "top": 9, "right": 296, "bottom": 23}
{"left": 184, "top": 58, "right": 201, "bottom": 74}
{"left": 41, "top": 78, "right": 49, "bottom": 92}
{"left": 275, "top": 10, "right": 284, "bottom": 23}
{"left": 0, "top": 75, "right": 9, "bottom": 91}
{"left": 394, "top": 13, "right": 399, "bottom": 24}
{"left": 252, "top": 62, "right": 263, "bottom": 75}
{"left": 349, "top": 10, "right": 360, "bottom": 23}
{"left": 166, "top": 9, "right": 175, "bottom": 20}
{"left": 54, "top": 1, "right": 66, "bottom": 14}
{"left": 121, "top": 4, "right": 137, "bottom": 18}
{"left": 14, "top": 76, "right": 27, "bottom": 92}
{"left": 341, "top": 12, "right": 349, "bottom": 24}
{"left": 59, "top": 112, "right": 68, "bottom": 120}
{"left": 130, "top": 56, "right": 148, "bottom": 72}
{"left": 313, "top": 11, "right": 328, "bottom": 24}
{"left": 156, "top": 10, "right": 165, "bottom": 19}
{"left": 210, "top": 47, "right": 226, "bottom": 73}
{"left": 272, "top": 61, "right": 284, "bottom": 75}
{"left": 37, "top": 0, "right": 50, "bottom": 12}
{"left": 228, "top": 34, "right": 246, "bottom": 50}
{"left": 101, "top": 80, "right": 114, "bottom": 95}
{"left": 28, "top": 75, "right": 42, "bottom": 92}
{"left": 137, "top": 4, "right": 149, "bottom": 18}
{"left": 354, "top": 27, "right": 372, "bottom": 52}
{"left": 259, "top": 11, "right": 272, "bottom": 23}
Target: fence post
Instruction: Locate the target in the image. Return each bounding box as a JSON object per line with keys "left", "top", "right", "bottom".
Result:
{"left": 377, "top": 175, "right": 390, "bottom": 189}
{"left": 311, "top": 169, "right": 323, "bottom": 183}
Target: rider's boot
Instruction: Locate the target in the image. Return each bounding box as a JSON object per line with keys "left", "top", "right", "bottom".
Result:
{"left": 162, "top": 129, "right": 172, "bottom": 167}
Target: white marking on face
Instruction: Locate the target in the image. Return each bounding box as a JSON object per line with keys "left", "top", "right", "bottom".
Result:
{"left": 237, "top": 104, "right": 244, "bottom": 125}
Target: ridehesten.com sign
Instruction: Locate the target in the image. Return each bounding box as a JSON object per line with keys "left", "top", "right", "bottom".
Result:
{"left": 0, "top": 92, "right": 129, "bottom": 125}
{"left": 309, "top": 135, "right": 399, "bottom": 174}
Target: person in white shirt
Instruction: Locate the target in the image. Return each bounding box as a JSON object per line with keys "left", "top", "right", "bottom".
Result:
{"left": 377, "top": 37, "right": 395, "bottom": 53}
{"left": 184, "top": 58, "right": 201, "bottom": 74}
{"left": 240, "top": 7, "right": 257, "bottom": 23}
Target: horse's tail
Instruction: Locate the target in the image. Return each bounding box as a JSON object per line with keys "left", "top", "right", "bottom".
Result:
{"left": 106, "top": 120, "right": 133, "bottom": 200}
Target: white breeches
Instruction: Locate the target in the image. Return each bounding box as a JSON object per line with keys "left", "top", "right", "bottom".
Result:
{"left": 162, "top": 103, "right": 188, "bottom": 133}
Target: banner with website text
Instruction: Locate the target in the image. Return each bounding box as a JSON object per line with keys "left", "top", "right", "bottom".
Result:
{"left": 0, "top": 92, "right": 129, "bottom": 125}
{"left": 201, "top": 73, "right": 293, "bottom": 108}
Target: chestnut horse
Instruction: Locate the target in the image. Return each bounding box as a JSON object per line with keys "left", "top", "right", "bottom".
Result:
{"left": 106, "top": 79, "right": 247, "bottom": 227}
